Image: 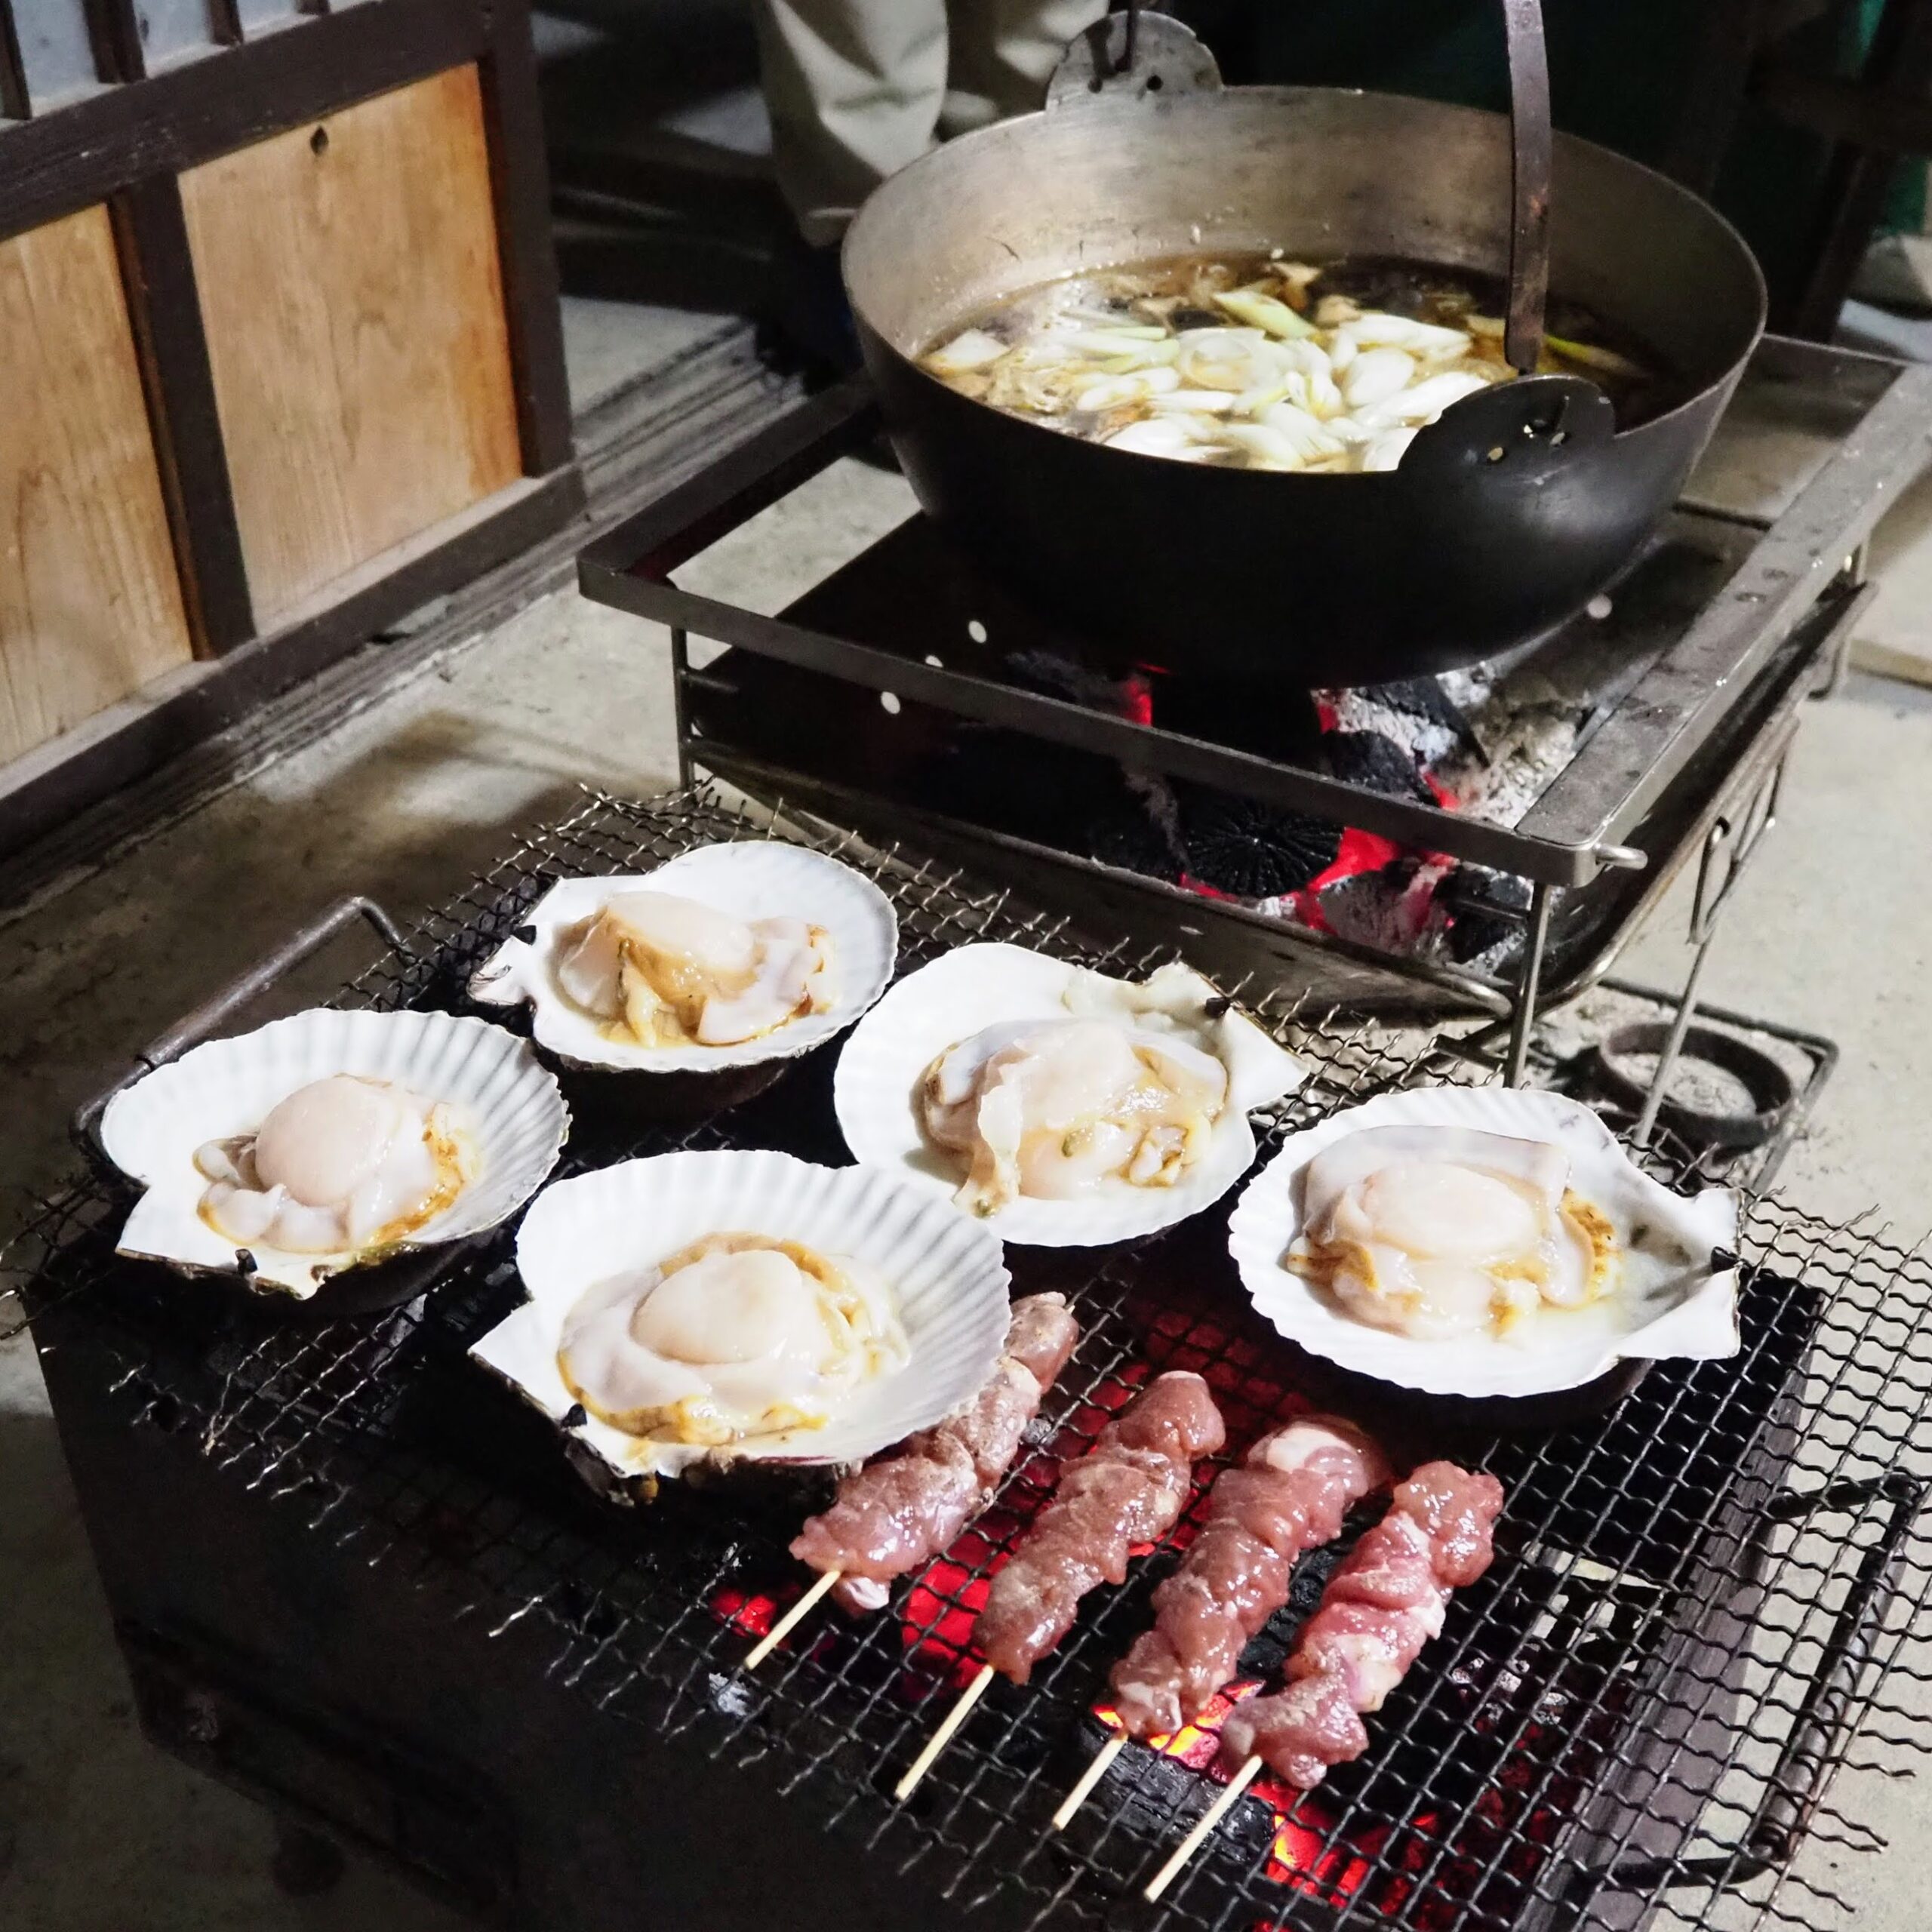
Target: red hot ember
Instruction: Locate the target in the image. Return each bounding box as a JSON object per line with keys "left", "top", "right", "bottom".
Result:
{"left": 791, "top": 1294, "right": 1081, "bottom": 1614}
{"left": 1111, "top": 1415, "right": 1391, "bottom": 1740}
{"left": 977, "top": 1371, "right": 1226, "bottom": 1684}
{"left": 1222, "top": 1461, "right": 1504, "bottom": 1790}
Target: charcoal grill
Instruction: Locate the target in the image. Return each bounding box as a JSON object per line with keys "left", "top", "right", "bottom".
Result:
{"left": 578, "top": 333, "right": 1932, "bottom": 1116}
{"left": 11, "top": 789, "right": 1932, "bottom": 1932}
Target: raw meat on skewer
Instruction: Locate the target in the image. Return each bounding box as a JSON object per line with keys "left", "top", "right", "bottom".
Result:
{"left": 1146, "top": 1460, "right": 1505, "bottom": 1903}
{"left": 1113, "top": 1415, "right": 1390, "bottom": 1737}
{"left": 744, "top": 1294, "right": 1080, "bottom": 1666}
{"left": 976, "top": 1369, "right": 1229, "bottom": 1684}
{"left": 896, "top": 1370, "right": 1226, "bottom": 1800}
{"left": 1054, "top": 1413, "right": 1389, "bottom": 1829}
{"left": 1221, "top": 1460, "right": 1504, "bottom": 1787}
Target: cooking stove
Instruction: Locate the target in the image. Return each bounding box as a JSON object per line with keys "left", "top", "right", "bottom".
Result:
{"left": 579, "top": 334, "right": 1932, "bottom": 1160}
{"left": 11, "top": 790, "right": 1932, "bottom": 1932}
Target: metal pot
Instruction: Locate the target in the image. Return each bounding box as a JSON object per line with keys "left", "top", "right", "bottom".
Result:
{"left": 841, "top": 9, "right": 1766, "bottom": 688}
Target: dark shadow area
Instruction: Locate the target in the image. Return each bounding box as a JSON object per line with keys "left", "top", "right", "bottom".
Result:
{"left": 534, "top": 0, "right": 786, "bottom": 350}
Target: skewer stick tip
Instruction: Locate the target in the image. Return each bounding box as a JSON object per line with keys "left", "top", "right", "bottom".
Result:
{"left": 1051, "top": 1728, "right": 1128, "bottom": 1830}
{"left": 1143, "top": 1755, "right": 1263, "bottom": 1903}
{"left": 894, "top": 1662, "right": 997, "bottom": 1802}
{"left": 742, "top": 1566, "right": 841, "bottom": 1672}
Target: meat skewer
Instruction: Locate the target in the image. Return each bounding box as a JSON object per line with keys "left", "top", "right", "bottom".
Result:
{"left": 744, "top": 1294, "right": 1081, "bottom": 1669}
{"left": 1144, "top": 1460, "right": 1505, "bottom": 1903}
{"left": 895, "top": 1370, "right": 1227, "bottom": 1801}
{"left": 1051, "top": 1413, "right": 1390, "bottom": 1829}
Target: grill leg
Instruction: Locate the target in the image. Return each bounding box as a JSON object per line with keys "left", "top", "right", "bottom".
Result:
{"left": 1631, "top": 929, "right": 1718, "bottom": 1150}
{"left": 1505, "top": 879, "right": 1555, "bottom": 1087}
{"left": 271, "top": 1821, "right": 346, "bottom": 1897}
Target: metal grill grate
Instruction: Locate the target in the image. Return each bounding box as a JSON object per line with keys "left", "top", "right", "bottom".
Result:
{"left": 7, "top": 786, "right": 1931, "bottom": 1932}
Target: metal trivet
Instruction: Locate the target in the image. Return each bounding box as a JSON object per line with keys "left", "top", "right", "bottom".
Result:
{"left": 580, "top": 335, "right": 1932, "bottom": 1124}
{"left": 9, "top": 788, "right": 1932, "bottom": 1932}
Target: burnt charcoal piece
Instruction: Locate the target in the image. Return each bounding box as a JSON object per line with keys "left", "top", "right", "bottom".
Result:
{"left": 1085, "top": 796, "right": 1182, "bottom": 881}
{"left": 1324, "top": 729, "right": 1436, "bottom": 804}
{"left": 1446, "top": 908, "right": 1522, "bottom": 965}
{"left": 1360, "top": 678, "right": 1486, "bottom": 763}
{"left": 1180, "top": 788, "right": 1343, "bottom": 898}
{"left": 1441, "top": 869, "right": 1533, "bottom": 964}
{"left": 1319, "top": 859, "right": 1446, "bottom": 953}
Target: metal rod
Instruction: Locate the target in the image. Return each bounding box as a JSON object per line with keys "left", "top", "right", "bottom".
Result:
{"left": 670, "top": 626, "right": 694, "bottom": 790}
{"left": 1505, "top": 879, "right": 1554, "bottom": 1085}
{"left": 1500, "top": 0, "right": 1552, "bottom": 371}
{"left": 1631, "top": 929, "right": 1717, "bottom": 1149}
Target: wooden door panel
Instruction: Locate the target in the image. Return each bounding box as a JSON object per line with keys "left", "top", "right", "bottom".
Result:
{"left": 180, "top": 63, "right": 524, "bottom": 625}
{"left": 0, "top": 203, "right": 197, "bottom": 767}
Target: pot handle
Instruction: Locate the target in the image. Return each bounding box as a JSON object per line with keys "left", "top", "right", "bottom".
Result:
{"left": 1046, "top": 5, "right": 1222, "bottom": 107}
{"left": 1501, "top": 0, "right": 1552, "bottom": 372}
{"left": 1055, "top": 5, "right": 1549, "bottom": 365}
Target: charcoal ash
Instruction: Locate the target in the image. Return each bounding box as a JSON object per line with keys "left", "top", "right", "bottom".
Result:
{"left": 1435, "top": 666, "right": 1583, "bottom": 829}
{"left": 1322, "top": 679, "right": 1482, "bottom": 768}
{"left": 1179, "top": 787, "right": 1343, "bottom": 897}
{"left": 1318, "top": 858, "right": 1451, "bottom": 953}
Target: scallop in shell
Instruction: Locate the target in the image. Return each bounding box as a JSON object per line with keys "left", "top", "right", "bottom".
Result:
{"left": 835, "top": 943, "right": 1303, "bottom": 1247}
{"left": 472, "top": 1149, "right": 1010, "bottom": 1486}
{"left": 468, "top": 841, "right": 897, "bottom": 1073}
{"left": 101, "top": 1008, "right": 570, "bottom": 1297}
{"left": 1227, "top": 1084, "right": 1738, "bottom": 1398}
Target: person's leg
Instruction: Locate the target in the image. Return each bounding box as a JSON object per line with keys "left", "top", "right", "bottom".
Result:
{"left": 940, "top": 0, "right": 1107, "bottom": 139}
{"left": 750, "top": 0, "right": 951, "bottom": 245}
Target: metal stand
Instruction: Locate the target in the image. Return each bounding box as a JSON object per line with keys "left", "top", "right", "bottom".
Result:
{"left": 1629, "top": 749, "right": 1788, "bottom": 1147}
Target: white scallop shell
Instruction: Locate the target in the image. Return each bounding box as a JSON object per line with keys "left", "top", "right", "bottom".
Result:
{"left": 833, "top": 942, "right": 1304, "bottom": 1247}
{"left": 473, "top": 1149, "right": 1011, "bottom": 1482}
{"left": 1226, "top": 1084, "right": 1740, "bottom": 1398}
{"left": 465, "top": 841, "right": 898, "bottom": 1072}
{"left": 100, "top": 1008, "right": 571, "bottom": 1298}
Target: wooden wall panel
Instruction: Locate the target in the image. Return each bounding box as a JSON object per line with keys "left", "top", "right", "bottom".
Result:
{"left": 179, "top": 63, "right": 523, "bottom": 626}
{"left": 0, "top": 204, "right": 196, "bottom": 767}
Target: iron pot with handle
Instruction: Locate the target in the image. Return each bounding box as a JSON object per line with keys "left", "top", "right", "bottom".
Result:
{"left": 840, "top": 9, "right": 1765, "bottom": 688}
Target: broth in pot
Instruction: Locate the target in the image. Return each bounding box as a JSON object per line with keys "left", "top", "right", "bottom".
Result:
{"left": 919, "top": 253, "right": 1670, "bottom": 475}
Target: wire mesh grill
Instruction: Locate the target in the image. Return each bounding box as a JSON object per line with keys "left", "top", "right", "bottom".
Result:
{"left": 7, "top": 787, "right": 1930, "bottom": 1932}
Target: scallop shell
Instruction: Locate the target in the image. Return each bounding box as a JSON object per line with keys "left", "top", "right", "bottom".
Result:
{"left": 466, "top": 841, "right": 898, "bottom": 1073}
{"left": 472, "top": 1149, "right": 1011, "bottom": 1483}
{"left": 101, "top": 1008, "right": 571, "bottom": 1298}
{"left": 1226, "top": 1084, "right": 1740, "bottom": 1398}
{"left": 833, "top": 942, "right": 1304, "bottom": 1247}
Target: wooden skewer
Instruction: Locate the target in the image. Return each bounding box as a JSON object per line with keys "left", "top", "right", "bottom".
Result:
{"left": 894, "top": 1662, "right": 996, "bottom": 1801}
{"left": 1051, "top": 1728, "right": 1128, "bottom": 1829}
{"left": 1143, "top": 1755, "right": 1263, "bottom": 1903}
{"left": 742, "top": 1566, "right": 841, "bottom": 1672}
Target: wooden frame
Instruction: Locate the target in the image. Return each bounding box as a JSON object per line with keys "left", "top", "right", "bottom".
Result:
{"left": 0, "top": 0, "right": 581, "bottom": 854}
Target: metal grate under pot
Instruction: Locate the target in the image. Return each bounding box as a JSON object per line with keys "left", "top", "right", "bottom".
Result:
{"left": 8, "top": 787, "right": 1932, "bottom": 1932}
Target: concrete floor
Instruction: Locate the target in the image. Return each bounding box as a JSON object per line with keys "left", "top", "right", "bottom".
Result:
{"left": 8, "top": 318, "right": 1932, "bottom": 1930}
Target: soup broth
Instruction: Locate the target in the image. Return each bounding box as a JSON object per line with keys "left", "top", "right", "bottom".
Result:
{"left": 918, "top": 253, "right": 1672, "bottom": 475}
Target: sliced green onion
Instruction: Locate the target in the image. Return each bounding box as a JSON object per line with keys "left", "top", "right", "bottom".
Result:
{"left": 1211, "top": 290, "right": 1317, "bottom": 340}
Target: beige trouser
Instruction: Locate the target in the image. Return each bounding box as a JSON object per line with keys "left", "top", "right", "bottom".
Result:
{"left": 752, "top": 0, "right": 1109, "bottom": 245}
